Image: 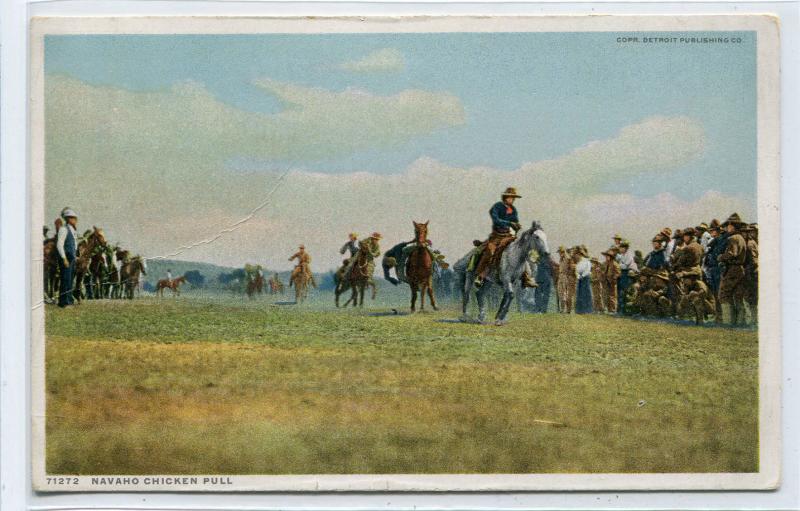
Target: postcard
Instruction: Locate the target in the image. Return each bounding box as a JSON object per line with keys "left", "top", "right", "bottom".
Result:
{"left": 30, "top": 14, "right": 780, "bottom": 491}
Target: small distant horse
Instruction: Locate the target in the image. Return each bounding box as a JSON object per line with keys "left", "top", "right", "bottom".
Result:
{"left": 406, "top": 221, "right": 438, "bottom": 312}
{"left": 156, "top": 275, "right": 187, "bottom": 297}
{"left": 290, "top": 270, "right": 313, "bottom": 304}
{"left": 268, "top": 276, "right": 284, "bottom": 294}
{"left": 246, "top": 273, "right": 264, "bottom": 299}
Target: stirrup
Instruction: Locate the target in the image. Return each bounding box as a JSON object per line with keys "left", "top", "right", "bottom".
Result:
{"left": 474, "top": 276, "right": 484, "bottom": 288}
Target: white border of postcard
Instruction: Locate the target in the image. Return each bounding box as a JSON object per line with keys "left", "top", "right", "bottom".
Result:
{"left": 29, "top": 14, "right": 781, "bottom": 492}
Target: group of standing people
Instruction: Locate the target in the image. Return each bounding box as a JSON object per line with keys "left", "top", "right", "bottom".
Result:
{"left": 44, "top": 207, "right": 146, "bottom": 307}
{"left": 552, "top": 212, "right": 758, "bottom": 326}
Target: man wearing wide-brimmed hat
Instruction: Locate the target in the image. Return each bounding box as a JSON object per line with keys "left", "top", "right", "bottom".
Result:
{"left": 600, "top": 248, "right": 620, "bottom": 313}
{"left": 56, "top": 208, "right": 79, "bottom": 307}
{"left": 696, "top": 222, "right": 712, "bottom": 253}
{"left": 289, "top": 243, "right": 316, "bottom": 288}
{"left": 590, "top": 257, "right": 606, "bottom": 313}
{"left": 643, "top": 236, "right": 668, "bottom": 271}
{"left": 614, "top": 240, "right": 638, "bottom": 314}
{"left": 742, "top": 222, "right": 759, "bottom": 325}
{"left": 717, "top": 212, "right": 748, "bottom": 325}
{"left": 473, "top": 187, "right": 535, "bottom": 288}
{"left": 703, "top": 219, "right": 726, "bottom": 323}
{"left": 676, "top": 266, "right": 716, "bottom": 325}
{"left": 640, "top": 268, "right": 671, "bottom": 317}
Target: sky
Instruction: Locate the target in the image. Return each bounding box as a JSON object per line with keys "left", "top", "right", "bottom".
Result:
{"left": 44, "top": 31, "right": 757, "bottom": 270}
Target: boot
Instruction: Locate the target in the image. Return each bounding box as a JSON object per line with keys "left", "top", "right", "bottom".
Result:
{"left": 720, "top": 303, "right": 734, "bottom": 325}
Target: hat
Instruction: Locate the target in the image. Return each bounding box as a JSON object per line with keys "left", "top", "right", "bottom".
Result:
{"left": 60, "top": 207, "right": 77, "bottom": 219}
{"left": 721, "top": 212, "right": 747, "bottom": 228}
{"left": 590, "top": 257, "right": 599, "bottom": 263}
{"left": 682, "top": 227, "right": 696, "bottom": 238}
{"left": 501, "top": 187, "right": 522, "bottom": 199}
{"left": 709, "top": 219, "right": 721, "bottom": 229}
{"left": 673, "top": 229, "right": 683, "bottom": 240}
{"left": 652, "top": 235, "right": 666, "bottom": 243}
{"left": 654, "top": 269, "right": 670, "bottom": 281}
{"left": 696, "top": 222, "right": 709, "bottom": 232}
{"left": 640, "top": 267, "right": 654, "bottom": 277}
{"left": 660, "top": 227, "right": 672, "bottom": 238}
{"left": 349, "top": 232, "right": 358, "bottom": 238}
{"left": 371, "top": 232, "right": 382, "bottom": 239}
{"left": 629, "top": 269, "right": 640, "bottom": 278}
{"left": 619, "top": 240, "right": 630, "bottom": 248}
{"left": 577, "top": 245, "right": 589, "bottom": 258}
{"left": 601, "top": 248, "right": 616, "bottom": 257}
{"left": 613, "top": 234, "right": 622, "bottom": 240}
{"left": 298, "top": 244, "right": 305, "bottom": 249}
{"left": 749, "top": 223, "right": 759, "bottom": 231}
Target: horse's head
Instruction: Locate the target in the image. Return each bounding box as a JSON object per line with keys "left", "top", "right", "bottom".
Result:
{"left": 413, "top": 220, "right": 429, "bottom": 243}
{"left": 92, "top": 226, "right": 107, "bottom": 247}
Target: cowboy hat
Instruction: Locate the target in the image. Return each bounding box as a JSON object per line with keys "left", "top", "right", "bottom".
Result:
{"left": 652, "top": 235, "right": 666, "bottom": 243}
{"left": 696, "top": 222, "right": 709, "bottom": 232}
{"left": 601, "top": 249, "right": 616, "bottom": 257}
{"left": 721, "top": 212, "right": 747, "bottom": 228}
{"left": 501, "top": 187, "right": 522, "bottom": 198}
{"left": 370, "top": 232, "right": 382, "bottom": 239}
{"left": 577, "top": 245, "right": 589, "bottom": 258}
{"left": 613, "top": 234, "right": 622, "bottom": 240}
{"left": 682, "top": 227, "right": 696, "bottom": 238}
{"left": 672, "top": 229, "right": 683, "bottom": 239}
{"left": 709, "top": 218, "right": 721, "bottom": 229}
{"left": 619, "top": 240, "right": 630, "bottom": 248}
{"left": 60, "top": 207, "right": 78, "bottom": 219}
{"left": 654, "top": 269, "right": 670, "bottom": 281}
{"left": 660, "top": 227, "right": 672, "bottom": 238}
{"left": 298, "top": 244, "right": 305, "bottom": 249}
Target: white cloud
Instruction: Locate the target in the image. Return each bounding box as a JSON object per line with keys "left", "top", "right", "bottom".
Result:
{"left": 44, "top": 75, "right": 753, "bottom": 271}
{"left": 337, "top": 48, "right": 406, "bottom": 73}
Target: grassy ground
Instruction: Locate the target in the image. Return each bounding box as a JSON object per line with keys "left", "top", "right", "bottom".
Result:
{"left": 45, "top": 293, "right": 758, "bottom": 475}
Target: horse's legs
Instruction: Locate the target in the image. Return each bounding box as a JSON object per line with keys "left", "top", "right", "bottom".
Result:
{"left": 410, "top": 283, "right": 418, "bottom": 312}
{"left": 476, "top": 284, "right": 488, "bottom": 323}
{"left": 497, "top": 282, "right": 515, "bottom": 322}
{"left": 427, "top": 278, "right": 438, "bottom": 311}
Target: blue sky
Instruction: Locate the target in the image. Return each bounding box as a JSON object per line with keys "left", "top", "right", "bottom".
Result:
{"left": 46, "top": 32, "right": 756, "bottom": 200}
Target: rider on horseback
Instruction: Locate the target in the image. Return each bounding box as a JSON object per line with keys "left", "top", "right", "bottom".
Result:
{"left": 473, "top": 187, "right": 537, "bottom": 289}
{"left": 289, "top": 244, "right": 316, "bottom": 287}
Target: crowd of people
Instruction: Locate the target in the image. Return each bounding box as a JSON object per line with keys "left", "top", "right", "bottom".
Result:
{"left": 552, "top": 213, "right": 758, "bottom": 326}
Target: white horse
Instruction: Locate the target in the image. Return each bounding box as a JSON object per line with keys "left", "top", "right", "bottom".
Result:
{"left": 455, "top": 221, "right": 549, "bottom": 325}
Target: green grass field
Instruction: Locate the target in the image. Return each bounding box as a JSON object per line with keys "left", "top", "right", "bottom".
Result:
{"left": 45, "top": 292, "right": 758, "bottom": 475}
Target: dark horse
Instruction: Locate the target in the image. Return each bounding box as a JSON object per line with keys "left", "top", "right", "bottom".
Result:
{"left": 336, "top": 244, "right": 375, "bottom": 308}
{"left": 121, "top": 256, "right": 146, "bottom": 300}
{"left": 406, "top": 221, "right": 438, "bottom": 312}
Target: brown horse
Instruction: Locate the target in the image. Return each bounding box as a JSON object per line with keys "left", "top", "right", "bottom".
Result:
{"left": 42, "top": 237, "right": 60, "bottom": 302}
{"left": 406, "top": 221, "right": 437, "bottom": 312}
{"left": 73, "top": 227, "right": 108, "bottom": 302}
{"left": 121, "top": 256, "right": 146, "bottom": 299}
{"left": 156, "top": 275, "right": 186, "bottom": 297}
{"left": 290, "top": 269, "right": 314, "bottom": 303}
{"left": 337, "top": 243, "right": 376, "bottom": 308}
{"left": 246, "top": 273, "right": 264, "bottom": 299}
{"left": 268, "top": 276, "right": 284, "bottom": 294}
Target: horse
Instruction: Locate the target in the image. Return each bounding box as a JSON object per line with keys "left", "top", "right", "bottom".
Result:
{"left": 405, "top": 221, "right": 438, "bottom": 312}
{"left": 107, "top": 248, "right": 128, "bottom": 299}
{"left": 290, "top": 269, "right": 312, "bottom": 304}
{"left": 156, "top": 275, "right": 186, "bottom": 297}
{"left": 268, "top": 276, "right": 284, "bottom": 294}
{"left": 72, "top": 227, "right": 108, "bottom": 302}
{"left": 88, "top": 248, "right": 109, "bottom": 299}
{"left": 121, "top": 256, "right": 146, "bottom": 300}
{"left": 42, "top": 237, "right": 60, "bottom": 302}
{"left": 456, "top": 221, "right": 549, "bottom": 325}
{"left": 334, "top": 269, "right": 377, "bottom": 307}
{"left": 246, "top": 273, "right": 264, "bottom": 299}
{"left": 336, "top": 242, "right": 378, "bottom": 308}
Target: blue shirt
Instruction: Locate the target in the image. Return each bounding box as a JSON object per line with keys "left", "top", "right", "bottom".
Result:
{"left": 490, "top": 201, "right": 519, "bottom": 233}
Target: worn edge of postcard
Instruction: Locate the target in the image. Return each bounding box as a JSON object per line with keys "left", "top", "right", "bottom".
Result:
{"left": 29, "top": 14, "right": 781, "bottom": 492}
